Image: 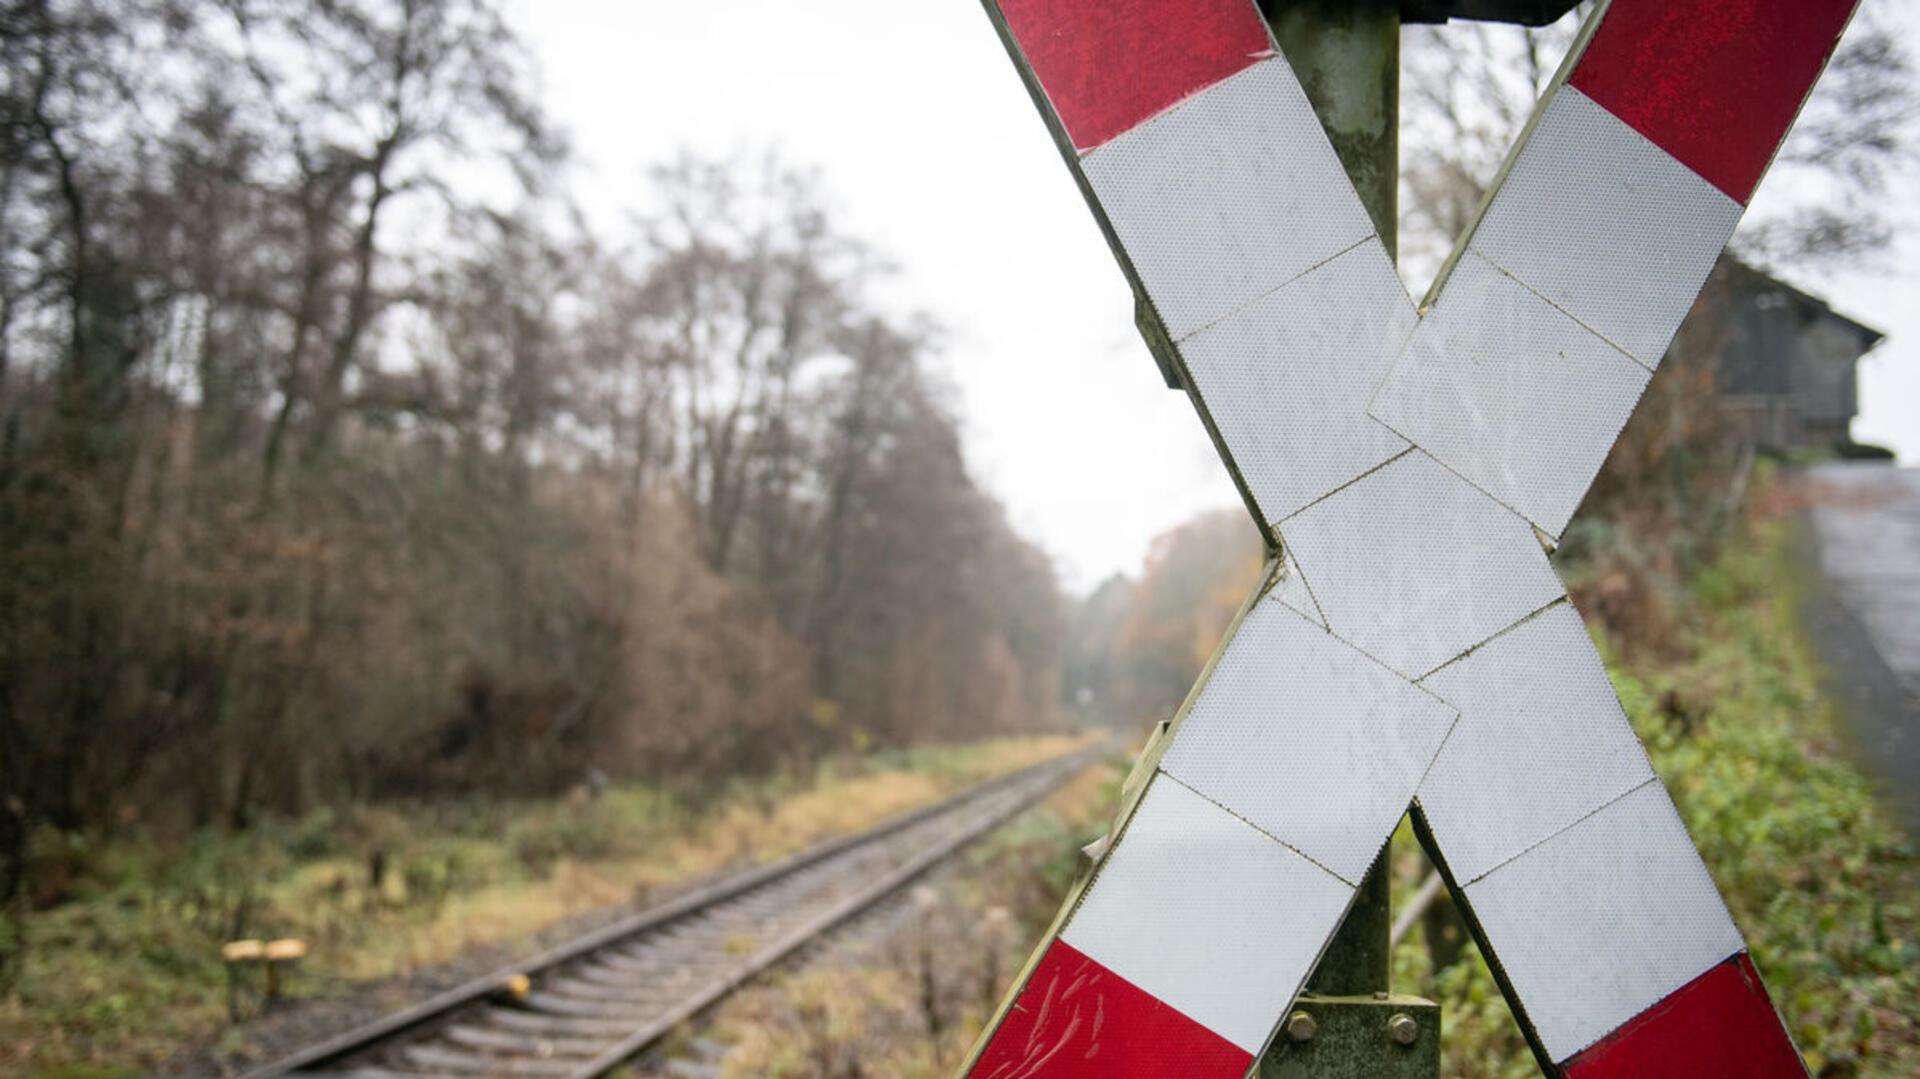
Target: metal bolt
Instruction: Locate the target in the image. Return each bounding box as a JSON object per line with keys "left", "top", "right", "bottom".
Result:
{"left": 1285, "top": 1010, "right": 1318, "bottom": 1043}
{"left": 1388, "top": 1012, "right": 1420, "bottom": 1046}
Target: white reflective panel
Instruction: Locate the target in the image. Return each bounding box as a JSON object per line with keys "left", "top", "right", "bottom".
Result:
{"left": 1367, "top": 252, "right": 1652, "bottom": 540}
{"left": 1276, "top": 451, "right": 1564, "bottom": 680}
{"left": 1082, "top": 59, "right": 1376, "bottom": 341}
{"left": 1415, "top": 602, "right": 1654, "bottom": 885}
{"left": 1469, "top": 88, "right": 1742, "bottom": 370}
{"left": 1182, "top": 240, "right": 1414, "bottom": 524}
{"left": 1160, "top": 601, "right": 1455, "bottom": 884}
{"left": 1063, "top": 774, "right": 1353, "bottom": 1055}
{"left": 1274, "top": 551, "right": 1325, "bottom": 628}
{"left": 1463, "top": 780, "right": 1743, "bottom": 1062}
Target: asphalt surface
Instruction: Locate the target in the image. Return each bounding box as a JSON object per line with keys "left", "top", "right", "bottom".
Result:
{"left": 1799, "top": 463, "right": 1920, "bottom": 833}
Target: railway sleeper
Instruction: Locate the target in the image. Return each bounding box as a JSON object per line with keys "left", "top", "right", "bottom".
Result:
{"left": 441, "top": 1023, "right": 607, "bottom": 1058}
{"left": 579, "top": 951, "right": 708, "bottom": 978}
{"left": 231, "top": 750, "right": 1100, "bottom": 1079}
{"left": 293, "top": 1070, "right": 433, "bottom": 1079}
{"left": 542, "top": 973, "right": 696, "bottom": 1004}
{"left": 560, "top": 959, "right": 666, "bottom": 988}
{"left": 480, "top": 1007, "right": 639, "bottom": 1038}
{"left": 587, "top": 948, "right": 685, "bottom": 975}
{"left": 519, "top": 990, "right": 651, "bottom": 1019}
{"left": 399, "top": 1042, "right": 583, "bottom": 1077}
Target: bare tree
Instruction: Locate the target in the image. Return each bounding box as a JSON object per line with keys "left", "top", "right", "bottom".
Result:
{"left": 0, "top": 6, "right": 1071, "bottom": 997}
{"left": 0, "top": 0, "right": 1067, "bottom": 896}
{"left": 632, "top": 154, "right": 864, "bottom": 574}
{"left": 210, "top": 0, "right": 565, "bottom": 493}
{"left": 1396, "top": 6, "right": 1913, "bottom": 654}
{"left": 1400, "top": 5, "right": 1915, "bottom": 277}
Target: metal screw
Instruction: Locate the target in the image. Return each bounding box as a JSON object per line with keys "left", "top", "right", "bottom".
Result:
{"left": 1388, "top": 1012, "right": 1420, "bottom": 1046}
{"left": 1285, "top": 1010, "right": 1318, "bottom": 1043}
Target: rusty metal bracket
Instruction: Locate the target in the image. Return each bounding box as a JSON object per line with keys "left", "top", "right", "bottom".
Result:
{"left": 1261, "top": 994, "right": 1443, "bottom": 1079}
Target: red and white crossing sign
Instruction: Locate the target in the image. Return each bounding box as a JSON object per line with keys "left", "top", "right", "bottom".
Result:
{"left": 962, "top": 1, "right": 1857, "bottom": 1076}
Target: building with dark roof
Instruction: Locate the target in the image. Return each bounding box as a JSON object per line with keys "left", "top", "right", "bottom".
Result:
{"left": 1694, "top": 257, "right": 1886, "bottom": 453}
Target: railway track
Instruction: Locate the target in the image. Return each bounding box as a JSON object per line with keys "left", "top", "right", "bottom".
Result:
{"left": 238, "top": 744, "right": 1105, "bottom": 1079}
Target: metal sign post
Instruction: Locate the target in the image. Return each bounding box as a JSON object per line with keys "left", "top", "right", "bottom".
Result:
{"left": 960, "top": 1, "right": 1859, "bottom": 1076}
{"left": 1257, "top": 7, "right": 1431, "bottom": 1073}
{"left": 1263, "top": 7, "right": 1575, "bottom": 1073}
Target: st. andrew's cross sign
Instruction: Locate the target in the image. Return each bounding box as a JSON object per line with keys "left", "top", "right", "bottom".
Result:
{"left": 960, "top": 1, "right": 1858, "bottom": 1076}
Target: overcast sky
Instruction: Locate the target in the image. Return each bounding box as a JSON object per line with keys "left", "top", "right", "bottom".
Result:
{"left": 511, "top": 2, "right": 1920, "bottom": 592}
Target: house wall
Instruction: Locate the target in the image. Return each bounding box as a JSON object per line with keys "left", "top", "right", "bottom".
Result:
{"left": 1706, "top": 266, "right": 1872, "bottom": 452}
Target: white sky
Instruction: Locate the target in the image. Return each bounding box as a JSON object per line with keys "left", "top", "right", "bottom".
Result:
{"left": 513, "top": 2, "right": 1920, "bottom": 592}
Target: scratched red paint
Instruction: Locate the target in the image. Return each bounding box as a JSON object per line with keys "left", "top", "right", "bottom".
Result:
{"left": 1561, "top": 953, "right": 1807, "bottom": 1078}
{"left": 968, "top": 939, "right": 1252, "bottom": 1078}
{"left": 1569, "top": 0, "right": 1856, "bottom": 204}
{"left": 994, "top": 0, "right": 1270, "bottom": 153}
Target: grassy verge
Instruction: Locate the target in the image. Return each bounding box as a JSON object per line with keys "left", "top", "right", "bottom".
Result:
{"left": 1392, "top": 516, "right": 1920, "bottom": 1079}
{"left": 0, "top": 734, "right": 1090, "bottom": 1079}
{"left": 688, "top": 750, "right": 1126, "bottom": 1078}
{"left": 670, "top": 508, "right": 1920, "bottom": 1077}
{"left": 643, "top": 509, "right": 1918, "bottom": 1078}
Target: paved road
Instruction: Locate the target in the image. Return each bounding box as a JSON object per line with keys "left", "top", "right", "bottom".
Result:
{"left": 1801, "top": 463, "right": 1920, "bottom": 832}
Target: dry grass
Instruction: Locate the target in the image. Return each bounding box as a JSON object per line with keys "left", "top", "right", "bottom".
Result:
{"left": 337, "top": 735, "right": 1091, "bottom": 983}
{"left": 0, "top": 733, "right": 1093, "bottom": 1079}
{"left": 690, "top": 751, "right": 1125, "bottom": 1079}
{"left": 1388, "top": 515, "right": 1920, "bottom": 1078}
{"left": 685, "top": 514, "right": 1920, "bottom": 1078}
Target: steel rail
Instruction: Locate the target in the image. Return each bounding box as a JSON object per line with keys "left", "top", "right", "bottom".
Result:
{"left": 237, "top": 742, "right": 1106, "bottom": 1079}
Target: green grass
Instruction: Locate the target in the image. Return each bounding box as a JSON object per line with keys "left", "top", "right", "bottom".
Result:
{"left": 1394, "top": 520, "right": 1920, "bottom": 1078}
{"left": 18, "top": 509, "right": 1909, "bottom": 1078}
{"left": 697, "top": 751, "right": 1128, "bottom": 1079}
{"left": 0, "top": 734, "right": 1088, "bottom": 1078}
{"left": 679, "top": 513, "right": 1920, "bottom": 1078}
{"left": 693, "top": 516, "right": 1920, "bottom": 1078}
